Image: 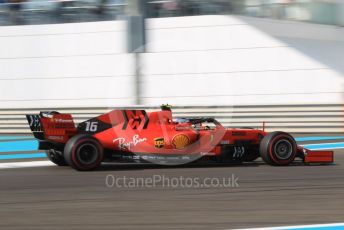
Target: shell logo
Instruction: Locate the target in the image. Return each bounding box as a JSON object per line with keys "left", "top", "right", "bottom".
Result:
{"left": 172, "top": 134, "right": 190, "bottom": 149}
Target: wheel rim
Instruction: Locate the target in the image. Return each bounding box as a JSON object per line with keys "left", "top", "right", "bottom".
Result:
{"left": 76, "top": 143, "right": 98, "bottom": 165}
{"left": 49, "top": 150, "right": 60, "bottom": 160}
{"left": 49, "top": 150, "right": 55, "bottom": 159}
{"left": 273, "top": 139, "right": 293, "bottom": 160}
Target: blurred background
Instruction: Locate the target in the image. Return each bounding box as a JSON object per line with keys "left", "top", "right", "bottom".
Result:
{"left": 0, "top": 0, "right": 344, "bottom": 133}
{"left": 0, "top": 0, "right": 344, "bottom": 26}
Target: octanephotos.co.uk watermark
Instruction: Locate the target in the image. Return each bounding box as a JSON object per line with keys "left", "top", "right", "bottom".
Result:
{"left": 105, "top": 174, "right": 239, "bottom": 189}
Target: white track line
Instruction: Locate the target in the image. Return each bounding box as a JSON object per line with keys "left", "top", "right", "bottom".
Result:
{"left": 0, "top": 161, "right": 54, "bottom": 169}
{"left": 302, "top": 142, "right": 344, "bottom": 147}
{"left": 231, "top": 222, "right": 344, "bottom": 230}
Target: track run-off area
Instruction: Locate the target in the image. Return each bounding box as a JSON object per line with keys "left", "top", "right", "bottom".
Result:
{"left": 0, "top": 134, "right": 343, "bottom": 229}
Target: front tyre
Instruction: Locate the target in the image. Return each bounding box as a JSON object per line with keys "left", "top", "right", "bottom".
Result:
{"left": 243, "top": 145, "right": 260, "bottom": 162}
{"left": 259, "top": 132, "right": 297, "bottom": 166}
{"left": 64, "top": 135, "right": 104, "bottom": 171}
{"left": 243, "top": 152, "right": 260, "bottom": 162}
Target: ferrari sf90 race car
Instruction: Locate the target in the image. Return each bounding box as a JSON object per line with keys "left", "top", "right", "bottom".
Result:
{"left": 26, "top": 106, "right": 334, "bottom": 171}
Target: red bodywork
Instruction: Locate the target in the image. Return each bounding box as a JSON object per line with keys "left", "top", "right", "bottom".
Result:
{"left": 27, "top": 108, "right": 334, "bottom": 165}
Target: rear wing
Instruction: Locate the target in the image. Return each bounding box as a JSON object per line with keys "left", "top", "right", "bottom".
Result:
{"left": 26, "top": 111, "right": 77, "bottom": 143}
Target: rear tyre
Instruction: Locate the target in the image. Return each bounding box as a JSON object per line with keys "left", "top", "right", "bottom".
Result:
{"left": 64, "top": 135, "right": 104, "bottom": 171}
{"left": 46, "top": 149, "right": 67, "bottom": 166}
{"left": 259, "top": 131, "right": 297, "bottom": 166}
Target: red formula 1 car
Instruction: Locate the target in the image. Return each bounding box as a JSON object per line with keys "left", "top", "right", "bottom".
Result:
{"left": 26, "top": 105, "right": 334, "bottom": 171}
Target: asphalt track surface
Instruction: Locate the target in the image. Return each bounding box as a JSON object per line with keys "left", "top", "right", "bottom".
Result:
{"left": 0, "top": 137, "right": 344, "bottom": 229}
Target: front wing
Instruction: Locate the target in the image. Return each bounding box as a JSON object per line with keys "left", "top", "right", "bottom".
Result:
{"left": 299, "top": 147, "right": 334, "bottom": 164}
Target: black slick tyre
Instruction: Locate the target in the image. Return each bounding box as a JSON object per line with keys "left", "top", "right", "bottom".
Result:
{"left": 46, "top": 149, "right": 68, "bottom": 166}
{"left": 64, "top": 135, "right": 104, "bottom": 171}
{"left": 259, "top": 131, "right": 297, "bottom": 166}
